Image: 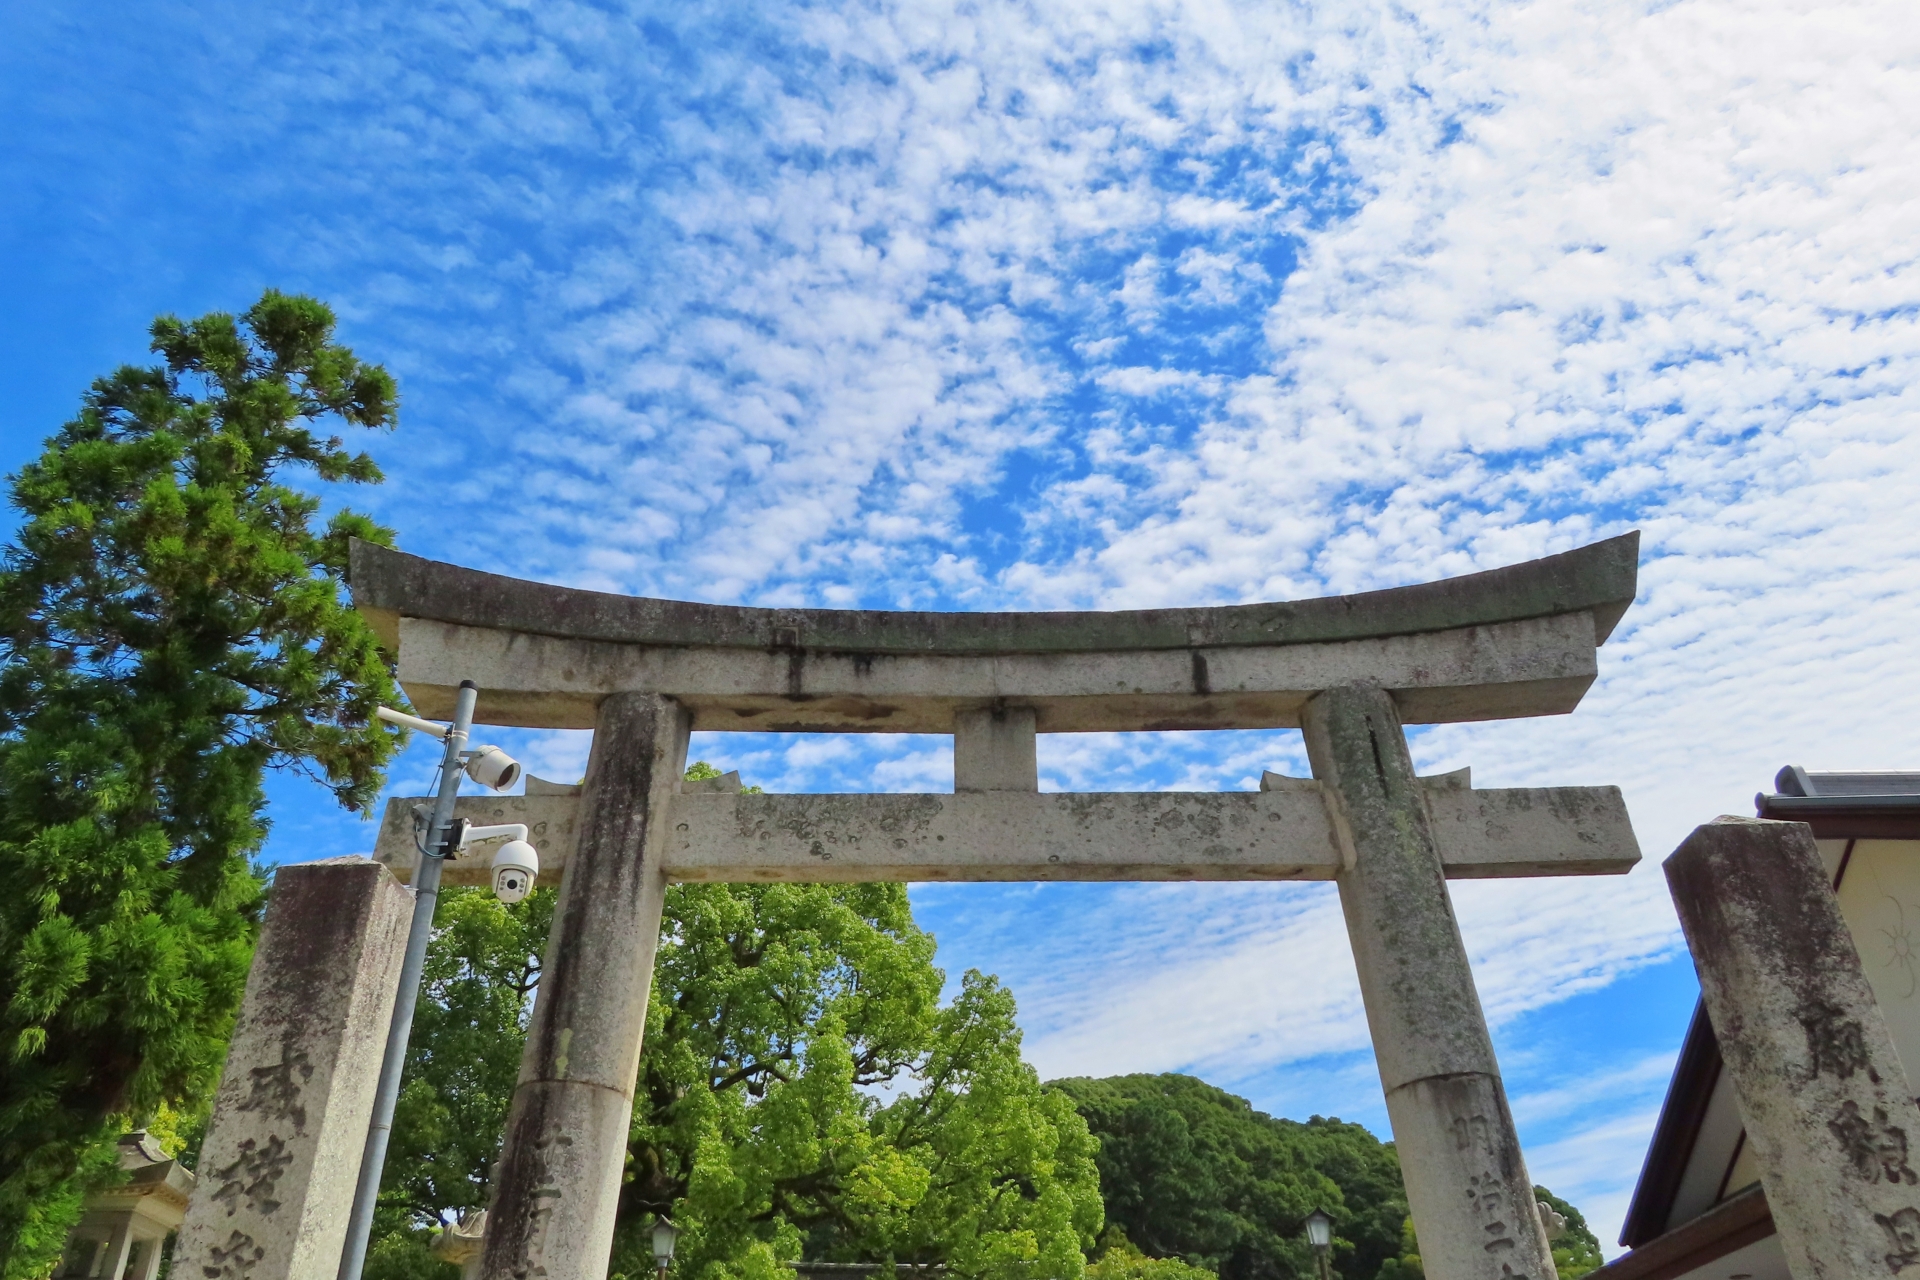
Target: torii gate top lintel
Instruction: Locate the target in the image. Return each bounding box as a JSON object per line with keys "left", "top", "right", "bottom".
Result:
{"left": 348, "top": 530, "right": 1639, "bottom": 733}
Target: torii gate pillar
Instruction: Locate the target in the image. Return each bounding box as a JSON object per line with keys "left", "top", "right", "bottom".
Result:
{"left": 1307, "top": 684, "right": 1554, "bottom": 1280}
{"left": 481, "top": 693, "right": 687, "bottom": 1280}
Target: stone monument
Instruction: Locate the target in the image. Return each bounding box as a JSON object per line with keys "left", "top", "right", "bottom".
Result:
{"left": 173, "top": 858, "right": 411, "bottom": 1280}
{"left": 336, "top": 530, "right": 1644, "bottom": 1280}
{"left": 1667, "top": 816, "right": 1920, "bottom": 1277}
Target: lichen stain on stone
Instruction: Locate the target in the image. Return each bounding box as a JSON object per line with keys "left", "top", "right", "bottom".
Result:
{"left": 1062, "top": 794, "right": 1113, "bottom": 825}
{"left": 738, "top": 793, "right": 944, "bottom": 846}
{"left": 260, "top": 863, "right": 380, "bottom": 1020}
{"left": 873, "top": 795, "right": 943, "bottom": 832}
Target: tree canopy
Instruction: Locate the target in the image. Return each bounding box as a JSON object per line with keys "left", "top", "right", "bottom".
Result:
{"left": 370, "top": 765, "right": 1103, "bottom": 1280}
{"left": 0, "top": 292, "right": 402, "bottom": 1278}
{"left": 1050, "top": 1074, "right": 1404, "bottom": 1280}
{"left": 1085, "top": 1235, "right": 1219, "bottom": 1280}
{"left": 1055, "top": 1074, "right": 1603, "bottom": 1280}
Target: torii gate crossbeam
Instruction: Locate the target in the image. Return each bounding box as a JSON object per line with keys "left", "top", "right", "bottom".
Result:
{"left": 351, "top": 532, "right": 1643, "bottom": 1280}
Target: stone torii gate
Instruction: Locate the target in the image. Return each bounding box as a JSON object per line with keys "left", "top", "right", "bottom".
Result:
{"left": 350, "top": 531, "right": 1644, "bottom": 1280}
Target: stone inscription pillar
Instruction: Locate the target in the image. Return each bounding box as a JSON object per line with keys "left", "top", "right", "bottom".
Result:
{"left": 1303, "top": 684, "right": 1555, "bottom": 1280}
{"left": 1667, "top": 816, "right": 1920, "bottom": 1279}
{"left": 174, "top": 858, "right": 411, "bottom": 1280}
{"left": 482, "top": 693, "right": 689, "bottom": 1280}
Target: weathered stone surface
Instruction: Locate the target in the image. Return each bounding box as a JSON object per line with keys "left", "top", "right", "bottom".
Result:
{"left": 1424, "top": 781, "right": 1638, "bottom": 879}
{"left": 1666, "top": 816, "right": 1920, "bottom": 1279}
{"left": 350, "top": 533, "right": 1638, "bottom": 733}
{"left": 389, "top": 608, "right": 1600, "bottom": 733}
{"left": 482, "top": 694, "right": 688, "bottom": 1280}
{"left": 174, "top": 859, "right": 410, "bottom": 1280}
{"left": 952, "top": 706, "right": 1037, "bottom": 792}
{"left": 1304, "top": 684, "right": 1556, "bottom": 1280}
{"left": 350, "top": 532, "right": 1638, "bottom": 656}
{"left": 677, "top": 789, "right": 1335, "bottom": 880}
{"left": 1385, "top": 1076, "right": 1549, "bottom": 1280}
{"left": 375, "top": 786, "right": 1638, "bottom": 886}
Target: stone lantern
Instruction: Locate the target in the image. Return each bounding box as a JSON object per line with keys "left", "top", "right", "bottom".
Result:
{"left": 56, "top": 1132, "right": 195, "bottom": 1280}
{"left": 431, "top": 1209, "right": 488, "bottom": 1280}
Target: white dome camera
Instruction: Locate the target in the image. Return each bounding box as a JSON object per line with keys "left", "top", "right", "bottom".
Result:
{"left": 464, "top": 745, "right": 522, "bottom": 792}
{"left": 491, "top": 839, "right": 539, "bottom": 904}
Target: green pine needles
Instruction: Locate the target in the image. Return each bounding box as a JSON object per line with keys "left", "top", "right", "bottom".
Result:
{"left": 0, "top": 291, "right": 404, "bottom": 1277}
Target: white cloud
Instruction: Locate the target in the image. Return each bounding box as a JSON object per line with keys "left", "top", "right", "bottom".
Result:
{"left": 996, "top": 863, "right": 1683, "bottom": 1083}
{"left": 1524, "top": 1103, "right": 1671, "bottom": 1257}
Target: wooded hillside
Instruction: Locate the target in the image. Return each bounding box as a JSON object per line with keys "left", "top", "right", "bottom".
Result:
{"left": 1051, "top": 1074, "right": 1406, "bottom": 1280}
{"left": 1052, "top": 1073, "right": 1601, "bottom": 1280}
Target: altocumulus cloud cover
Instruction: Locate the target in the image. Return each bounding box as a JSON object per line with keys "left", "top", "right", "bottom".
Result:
{"left": 4, "top": 0, "right": 1918, "bottom": 1255}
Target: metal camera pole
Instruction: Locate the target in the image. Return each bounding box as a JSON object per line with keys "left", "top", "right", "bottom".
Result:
{"left": 337, "top": 680, "right": 480, "bottom": 1280}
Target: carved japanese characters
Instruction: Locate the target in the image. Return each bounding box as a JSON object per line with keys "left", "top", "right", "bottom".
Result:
{"left": 1668, "top": 817, "right": 1920, "bottom": 1278}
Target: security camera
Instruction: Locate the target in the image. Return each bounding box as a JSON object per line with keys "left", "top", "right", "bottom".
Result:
{"left": 464, "top": 745, "right": 522, "bottom": 791}
{"left": 455, "top": 823, "right": 541, "bottom": 902}
{"left": 490, "top": 839, "right": 539, "bottom": 903}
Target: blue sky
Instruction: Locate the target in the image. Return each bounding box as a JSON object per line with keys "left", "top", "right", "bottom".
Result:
{"left": 7, "top": 0, "right": 1920, "bottom": 1256}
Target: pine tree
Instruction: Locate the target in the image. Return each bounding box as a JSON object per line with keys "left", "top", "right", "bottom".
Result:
{"left": 0, "top": 291, "right": 403, "bottom": 1277}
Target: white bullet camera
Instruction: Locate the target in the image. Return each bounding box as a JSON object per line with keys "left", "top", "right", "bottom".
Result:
{"left": 490, "top": 839, "right": 540, "bottom": 904}
{"left": 373, "top": 708, "right": 523, "bottom": 794}
{"left": 463, "top": 745, "right": 522, "bottom": 792}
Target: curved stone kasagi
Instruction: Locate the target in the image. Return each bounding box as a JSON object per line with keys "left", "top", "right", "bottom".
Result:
{"left": 349, "top": 532, "right": 1639, "bottom": 732}
{"left": 351, "top": 532, "right": 1638, "bottom": 654}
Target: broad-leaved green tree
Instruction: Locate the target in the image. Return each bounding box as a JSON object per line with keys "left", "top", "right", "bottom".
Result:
{"left": 369, "top": 766, "right": 1103, "bottom": 1280}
